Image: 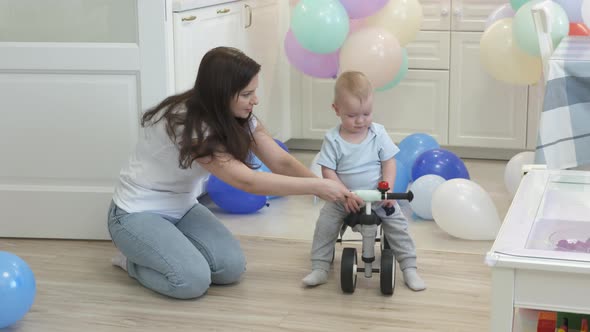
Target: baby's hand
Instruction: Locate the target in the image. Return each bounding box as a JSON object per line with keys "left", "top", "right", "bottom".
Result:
{"left": 382, "top": 190, "right": 396, "bottom": 209}
{"left": 382, "top": 199, "right": 396, "bottom": 216}
{"left": 382, "top": 199, "right": 395, "bottom": 209}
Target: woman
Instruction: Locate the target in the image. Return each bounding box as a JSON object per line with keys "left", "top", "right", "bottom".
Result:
{"left": 107, "top": 47, "right": 351, "bottom": 299}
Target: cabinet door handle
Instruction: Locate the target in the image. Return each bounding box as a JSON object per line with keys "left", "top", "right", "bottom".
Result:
{"left": 217, "top": 8, "right": 231, "bottom": 14}
{"left": 182, "top": 15, "right": 196, "bottom": 21}
{"left": 244, "top": 4, "right": 252, "bottom": 28}
{"left": 441, "top": 8, "right": 449, "bottom": 17}
{"left": 453, "top": 8, "right": 462, "bottom": 17}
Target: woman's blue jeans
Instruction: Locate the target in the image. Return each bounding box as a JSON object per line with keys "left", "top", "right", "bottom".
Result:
{"left": 107, "top": 201, "right": 246, "bottom": 299}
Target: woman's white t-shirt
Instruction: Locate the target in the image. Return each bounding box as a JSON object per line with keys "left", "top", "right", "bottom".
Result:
{"left": 113, "top": 113, "right": 257, "bottom": 219}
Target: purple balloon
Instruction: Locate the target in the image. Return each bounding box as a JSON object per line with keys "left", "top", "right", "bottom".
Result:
{"left": 339, "top": 0, "right": 389, "bottom": 19}
{"left": 553, "top": 0, "right": 583, "bottom": 23}
{"left": 284, "top": 30, "right": 339, "bottom": 78}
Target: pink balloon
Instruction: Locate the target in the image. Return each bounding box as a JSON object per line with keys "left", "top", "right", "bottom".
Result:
{"left": 340, "top": 0, "right": 389, "bottom": 19}
{"left": 284, "top": 30, "right": 339, "bottom": 78}
{"left": 339, "top": 27, "right": 402, "bottom": 89}
{"left": 485, "top": 4, "right": 515, "bottom": 30}
{"left": 349, "top": 18, "right": 366, "bottom": 35}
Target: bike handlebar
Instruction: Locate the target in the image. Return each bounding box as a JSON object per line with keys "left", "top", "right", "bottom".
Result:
{"left": 385, "top": 191, "right": 414, "bottom": 201}
{"left": 352, "top": 190, "right": 414, "bottom": 203}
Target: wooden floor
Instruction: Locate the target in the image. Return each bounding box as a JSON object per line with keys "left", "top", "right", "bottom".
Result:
{"left": 0, "top": 152, "right": 507, "bottom": 331}
{"left": 0, "top": 237, "right": 490, "bottom": 332}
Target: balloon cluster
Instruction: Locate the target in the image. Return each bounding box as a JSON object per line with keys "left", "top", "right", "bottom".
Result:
{"left": 394, "top": 134, "right": 466, "bottom": 218}
{"left": 285, "top": 0, "right": 423, "bottom": 91}
{"left": 395, "top": 134, "right": 500, "bottom": 240}
{"left": 480, "top": 0, "right": 590, "bottom": 86}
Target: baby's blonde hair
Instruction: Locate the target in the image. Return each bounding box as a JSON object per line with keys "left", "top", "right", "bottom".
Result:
{"left": 334, "top": 71, "right": 373, "bottom": 105}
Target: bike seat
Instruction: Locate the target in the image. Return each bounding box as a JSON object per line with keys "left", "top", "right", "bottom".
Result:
{"left": 343, "top": 210, "right": 381, "bottom": 228}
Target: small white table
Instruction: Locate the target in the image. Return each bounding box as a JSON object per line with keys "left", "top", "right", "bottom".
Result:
{"left": 486, "top": 170, "right": 590, "bottom": 331}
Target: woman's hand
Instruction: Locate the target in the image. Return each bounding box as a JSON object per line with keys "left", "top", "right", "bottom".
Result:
{"left": 316, "top": 178, "right": 351, "bottom": 203}
{"left": 344, "top": 192, "right": 364, "bottom": 213}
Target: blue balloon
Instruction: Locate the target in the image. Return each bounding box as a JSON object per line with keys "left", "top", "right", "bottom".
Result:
{"left": 395, "top": 133, "right": 440, "bottom": 170}
{"left": 393, "top": 160, "right": 411, "bottom": 192}
{"left": 274, "top": 139, "right": 289, "bottom": 152}
{"left": 0, "top": 252, "right": 36, "bottom": 329}
{"left": 411, "top": 148, "right": 470, "bottom": 181}
{"left": 207, "top": 175, "right": 267, "bottom": 214}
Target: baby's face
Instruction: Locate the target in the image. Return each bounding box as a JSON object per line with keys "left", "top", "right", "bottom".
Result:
{"left": 333, "top": 93, "right": 373, "bottom": 136}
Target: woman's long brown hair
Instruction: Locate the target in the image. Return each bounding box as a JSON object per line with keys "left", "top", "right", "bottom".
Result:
{"left": 141, "top": 47, "right": 261, "bottom": 169}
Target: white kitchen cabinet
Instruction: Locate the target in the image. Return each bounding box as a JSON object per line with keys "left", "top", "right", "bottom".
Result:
{"left": 172, "top": 0, "right": 287, "bottom": 137}
{"left": 373, "top": 70, "right": 450, "bottom": 144}
{"left": 447, "top": 0, "right": 530, "bottom": 149}
{"left": 448, "top": 32, "right": 528, "bottom": 148}
{"left": 406, "top": 31, "right": 450, "bottom": 70}
{"left": 173, "top": 1, "right": 244, "bottom": 92}
{"left": 299, "top": 70, "right": 449, "bottom": 144}
{"left": 419, "top": 0, "right": 451, "bottom": 31}
{"left": 451, "top": 0, "right": 507, "bottom": 31}
{"left": 242, "top": 0, "right": 285, "bottom": 136}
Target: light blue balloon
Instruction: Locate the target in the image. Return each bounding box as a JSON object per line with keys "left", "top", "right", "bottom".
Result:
{"left": 395, "top": 133, "right": 440, "bottom": 171}
{"left": 377, "top": 49, "right": 409, "bottom": 92}
{"left": 0, "top": 252, "right": 36, "bottom": 328}
{"left": 510, "top": 0, "right": 531, "bottom": 11}
{"left": 408, "top": 175, "right": 446, "bottom": 220}
{"left": 291, "top": 0, "right": 349, "bottom": 54}
{"left": 513, "top": 0, "right": 570, "bottom": 56}
{"left": 393, "top": 160, "right": 411, "bottom": 193}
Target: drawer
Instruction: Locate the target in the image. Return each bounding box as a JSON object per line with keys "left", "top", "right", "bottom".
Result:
{"left": 419, "top": 0, "right": 451, "bottom": 31}
{"left": 173, "top": 1, "right": 242, "bottom": 20}
{"left": 452, "top": 0, "right": 508, "bottom": 31}
{"left": 406, "top": 31, "right": 450, "bottom": 70}
{"left": 173, "top": 0, "right": 241, "bottom": 12}
{"left": 514, "top": 269, "right": 590, "bottom": 315}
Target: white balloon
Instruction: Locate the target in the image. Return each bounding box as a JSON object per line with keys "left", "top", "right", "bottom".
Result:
{"left": 408, "top": 175, "right": 446, "bottom": 220}
{"left": 431, "top": 179, "right": 501, "bottom": 240}
{"left": 504, "top": 151, "right": 535, "bottom": 197}
{"left": 584, "top": 0, "right": 590, "bottom": 27}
